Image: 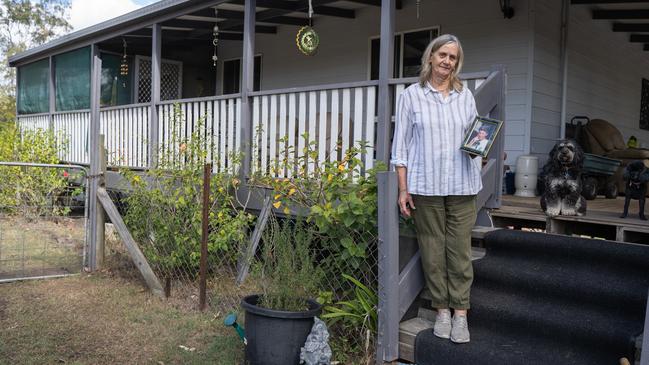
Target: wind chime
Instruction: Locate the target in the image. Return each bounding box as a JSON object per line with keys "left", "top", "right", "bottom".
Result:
{"left": 296, "top": 0, "right": 319, "bottom": 56}
{"left": 120, "top": 38, "right": 129, "bottom": 87}
{"left": 416, "top": 0, "right": 421, "bottom": 19}
{"left": 212, "top": 8, "right": 219, "bottom": 66}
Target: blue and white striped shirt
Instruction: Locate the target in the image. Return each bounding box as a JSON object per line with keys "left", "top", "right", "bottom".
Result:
{"left": 390, "top": 82, "right": 483, "bottom": 196}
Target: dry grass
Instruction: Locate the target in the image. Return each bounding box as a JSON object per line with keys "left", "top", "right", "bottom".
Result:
{"left": 0, "top": 274, "right": 244, "bottom": 365}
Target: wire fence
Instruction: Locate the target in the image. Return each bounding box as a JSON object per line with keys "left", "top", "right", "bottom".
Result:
{"left": 0, "top": 163, "right": 87, "bottom": 282}
{"left": 104, "top": 165, "right": 379, "bottom": 363}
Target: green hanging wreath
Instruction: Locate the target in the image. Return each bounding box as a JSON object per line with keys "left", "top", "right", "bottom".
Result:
{"left": 296, "top": 26, "right": 319, "bottom": 56}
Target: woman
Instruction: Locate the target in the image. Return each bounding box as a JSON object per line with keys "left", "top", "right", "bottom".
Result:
{"left": 390, "top": 34, "right": 481, "bottom": 344}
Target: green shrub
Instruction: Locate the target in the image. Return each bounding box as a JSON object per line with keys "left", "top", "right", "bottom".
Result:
{"left": 0, "top": 123, "right": 70, "bottom": 217}
{"left": 122, "top": 106, "right": 254, "bottom": 279}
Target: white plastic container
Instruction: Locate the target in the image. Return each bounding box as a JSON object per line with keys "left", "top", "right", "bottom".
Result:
{"left": 514, "top": 155, "right": 539, "bottom": 197}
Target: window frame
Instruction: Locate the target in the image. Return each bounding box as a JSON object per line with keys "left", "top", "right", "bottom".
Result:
{"left": 367, "top": 25, "right": 441, "bottom": 80}
{"left": 220, "top": 53, "right": 263, "bottom": 95}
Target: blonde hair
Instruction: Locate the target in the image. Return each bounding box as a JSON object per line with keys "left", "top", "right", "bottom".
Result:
{"left": 418, "top": 34, "right": 464, "bottom": 92}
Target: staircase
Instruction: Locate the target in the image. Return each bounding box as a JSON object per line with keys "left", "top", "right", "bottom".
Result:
{"left": 406, "top": 229, "right": 649, "bottom": 365}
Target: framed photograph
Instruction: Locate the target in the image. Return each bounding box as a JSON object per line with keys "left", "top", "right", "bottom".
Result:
{"left": 461, "top": 116, "right": 504, "bottom": 157}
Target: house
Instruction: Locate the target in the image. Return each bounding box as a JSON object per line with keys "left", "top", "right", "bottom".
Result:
{"left": 8, "top": 0, "right": 649, "bottom": 363}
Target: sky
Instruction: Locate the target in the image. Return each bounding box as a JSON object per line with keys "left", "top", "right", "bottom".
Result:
{"left": 69, "top": 0, "right": 159, "bottom": 31}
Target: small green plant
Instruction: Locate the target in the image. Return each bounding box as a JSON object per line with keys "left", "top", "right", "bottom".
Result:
{"left": 322, "top": 274, "right": 378, "bottom": 336}
{"left": 254, "top": 215, "right": 323, "bottom": 312}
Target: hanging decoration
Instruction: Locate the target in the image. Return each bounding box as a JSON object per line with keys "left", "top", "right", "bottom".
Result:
{"left": 416, "top": 0, "right": 421, "bottom": 19}
{"left": 212, "top": 8, "right": 219, "bottom": 66}
{"left": 296, "top": 0, "right": 319, "bottom": 56}
{"left": 120, "top": 38, "right": 129, "bottom": 87}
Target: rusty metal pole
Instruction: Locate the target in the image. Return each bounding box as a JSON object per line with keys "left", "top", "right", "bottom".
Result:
{"left": 199, "top": 163, "right": 211, "bottom": 310}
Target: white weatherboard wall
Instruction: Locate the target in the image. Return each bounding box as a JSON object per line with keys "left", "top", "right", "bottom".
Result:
{"left": 215, "top": 0, "right": 533, "bottom": 168}
{"left": 566, "top": 5, "right": 649, "bottom": 147}
{"left": 531, "top": 1, "right": 649, "bottom": 166}
{"left": 530, "top": 0, "right": 563, "bottom": 166}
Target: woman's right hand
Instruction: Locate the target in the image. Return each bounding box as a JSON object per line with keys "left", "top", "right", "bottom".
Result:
{"left": 398, "top": 190, "right": 415, "bottom": 217}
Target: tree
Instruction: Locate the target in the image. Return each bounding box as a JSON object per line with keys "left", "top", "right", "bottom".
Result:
{"left": 0, "top": 0, "right": 71, "bottom": 123}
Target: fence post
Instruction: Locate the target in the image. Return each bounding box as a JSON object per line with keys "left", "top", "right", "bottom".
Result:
{"left": 199, "top": 163, "right": 211, "bottom": 311}
{"left": 96, "top": 134, "right": 106, "bottom": 268}
{"left": 377, "top": 171, "right": 400, "bottom": 363}
{"left": 87, "top": 46, "right": 102, "bottom": 271}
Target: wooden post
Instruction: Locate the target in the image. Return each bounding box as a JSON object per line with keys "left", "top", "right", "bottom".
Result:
{"left": 87, "top": 45, "right": 101, "bottom": 271}
{"left": 148, "top": 23, "right": 161, "bottom": 168}
{"left": 199, "top": 163, "right": 211, "bottom": 311}
{"left": 376, "top": 1, "right": 397, "bottom": 363}
{"left": 240, "top": 0, "right": 256, "bottom": 180}
{"left": 377, "top": 171, "right": 400, "bottom": 364}
{"left": 48, "top": 56, "right": 55, "bottom": 131}
{"left": 96, "top": 134, "right": 106, "bottom": 268}
{"left": 97, "top": 187, "right": 165, "bottom": 297}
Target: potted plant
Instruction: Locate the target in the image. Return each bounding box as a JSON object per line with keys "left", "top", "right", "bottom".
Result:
{"left": 241, "top": 215, "right": 323, "bottom": 365}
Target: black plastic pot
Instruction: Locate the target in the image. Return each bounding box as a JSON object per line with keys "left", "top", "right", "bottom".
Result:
{"left": 241, "top": 294, "right": 322, "bottom": 365}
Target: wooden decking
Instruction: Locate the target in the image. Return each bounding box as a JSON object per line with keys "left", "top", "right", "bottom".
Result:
{"left": 492, "top": 194, "right": 649, "bottom": 244}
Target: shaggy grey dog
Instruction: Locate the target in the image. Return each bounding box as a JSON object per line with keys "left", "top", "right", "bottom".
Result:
{"left": 540, "top": 139, "right": 587, "bottom": 217}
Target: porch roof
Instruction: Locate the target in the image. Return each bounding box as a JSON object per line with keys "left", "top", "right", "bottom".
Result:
{"left": 9, "top": 0, "right": 208, "bottom": 67}
{"left": 8, "top": 0, "right": 386, "bottom": 67}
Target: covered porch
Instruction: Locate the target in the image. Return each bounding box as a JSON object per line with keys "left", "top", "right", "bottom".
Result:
{"left": 9, "top": 0, "right": 508, "bottom": 363}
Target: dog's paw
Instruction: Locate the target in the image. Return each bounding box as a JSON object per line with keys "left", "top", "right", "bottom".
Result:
{"left": 561, "top": 207, "right": 576, "bottom": 216}
{"left": 620, "top": 213, "right": 628, "bottom": 218}
{"left": 641, "top": 215, "right": 647, "bottom": 221}
{"left": 545, "top": 207, "right": 560, "bottom": 216}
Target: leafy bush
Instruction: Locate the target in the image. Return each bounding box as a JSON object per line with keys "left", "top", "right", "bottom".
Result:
{"left": 122, "top": 106, "right": 254, "bottom": 279}
{"left": 260, "top": 137, "right": 384, "bottom": 274}
{"left": 0, "top": 122, "right": 71, "bottom": 217}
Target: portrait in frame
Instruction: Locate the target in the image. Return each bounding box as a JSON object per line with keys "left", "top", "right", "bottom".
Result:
{"left": 461, "top": 116, "right": 503, "bottom": 157}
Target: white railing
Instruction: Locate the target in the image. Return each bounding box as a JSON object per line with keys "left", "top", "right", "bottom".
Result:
{"left": 157, "top": 95, "right": 242, "bottom": 173}
{"left": 16, "top": 113, "right": 49, "bottom": 133}
{"left": 15, "top": 74, "right": 490, "bottom": 174}
{"left": 52, "top": 110, "right": 91, "bottom": 164}
{"left": 100, "top": 103, "right": 150, "bottom": 168}
{"left": 250, "top": 81, "right": 378, "bottom": 178}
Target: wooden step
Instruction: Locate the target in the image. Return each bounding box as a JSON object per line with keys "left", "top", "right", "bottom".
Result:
{"left": 399, "top": 316, "right": 434, "bottom": 363}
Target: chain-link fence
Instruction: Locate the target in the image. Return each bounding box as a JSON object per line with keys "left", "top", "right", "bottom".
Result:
{"left": 0, "top": 162, "right": 87, "bottom": 282}
{"left": 104, "top": 167, "right": 379, "bottom": 363}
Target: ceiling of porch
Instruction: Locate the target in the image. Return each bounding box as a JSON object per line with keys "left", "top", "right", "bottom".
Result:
{"left": 571, "top": 0, "right": 649, "bottom": 51}
{"left": 99, "top": 0, "right": 402, "bottom": 55}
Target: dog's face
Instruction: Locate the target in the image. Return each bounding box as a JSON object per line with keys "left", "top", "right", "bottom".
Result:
{"left": 626, "top": 160, "right": 647, "bottom": 183}
{"left": 550, "top": 139, "right": 583, "bottom": 167}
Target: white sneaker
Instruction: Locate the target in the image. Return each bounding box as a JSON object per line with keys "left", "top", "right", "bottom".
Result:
{"left": 433, "top": 309, "right": 452, "bottom": 339}
{"left": 450, "top": 314, "right": 470, "bottom": 343}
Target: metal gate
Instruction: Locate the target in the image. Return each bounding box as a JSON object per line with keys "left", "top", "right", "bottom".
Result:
{"left": 0, "top": 162, "right": 88, "bottom": 283}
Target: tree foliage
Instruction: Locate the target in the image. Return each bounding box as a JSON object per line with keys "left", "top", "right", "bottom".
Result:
{"left": 0, "top": 0, "right": 71, "bottom": 123}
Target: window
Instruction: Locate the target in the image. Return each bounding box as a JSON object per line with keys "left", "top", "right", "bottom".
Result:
{"left": 55, "top": 47, "right": 91, "bottom": 111}
{"left": 222, "top": 55, "right": 262, "bottom": 95}
{"left": 17, "top": 58, "right": 49, "bottom": 115}
{"left": 100, "top": 52, "right": 132, "bottom": 107}
{"left": 369, "top": 27, "right": 440, "bottom": 80}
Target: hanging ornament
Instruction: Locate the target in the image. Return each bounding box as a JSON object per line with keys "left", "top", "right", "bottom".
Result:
{"left": 212, "top": 8, "right": 219, "bottom": 66}
{"left": 296, "top": 0, "right": 319, "bottom": 56}
{"left": 120, "top": 38, "right": 129, "bottom": 87}
{"left": 416, "top": 0, "right": 421, "bottom": 19}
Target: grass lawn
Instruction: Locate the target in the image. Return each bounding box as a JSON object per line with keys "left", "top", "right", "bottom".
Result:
{"left": 0, "top": 274, "right": 244, "bottom": 364}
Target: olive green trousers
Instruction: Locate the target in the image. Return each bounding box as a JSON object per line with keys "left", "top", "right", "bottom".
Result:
{"left": 411, "top": 195, "right": 477, "bottom": 310}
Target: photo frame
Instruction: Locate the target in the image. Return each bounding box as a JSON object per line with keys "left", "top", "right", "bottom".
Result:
{"left": 461, "top": 116, "right": 504, "bottom": 157}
